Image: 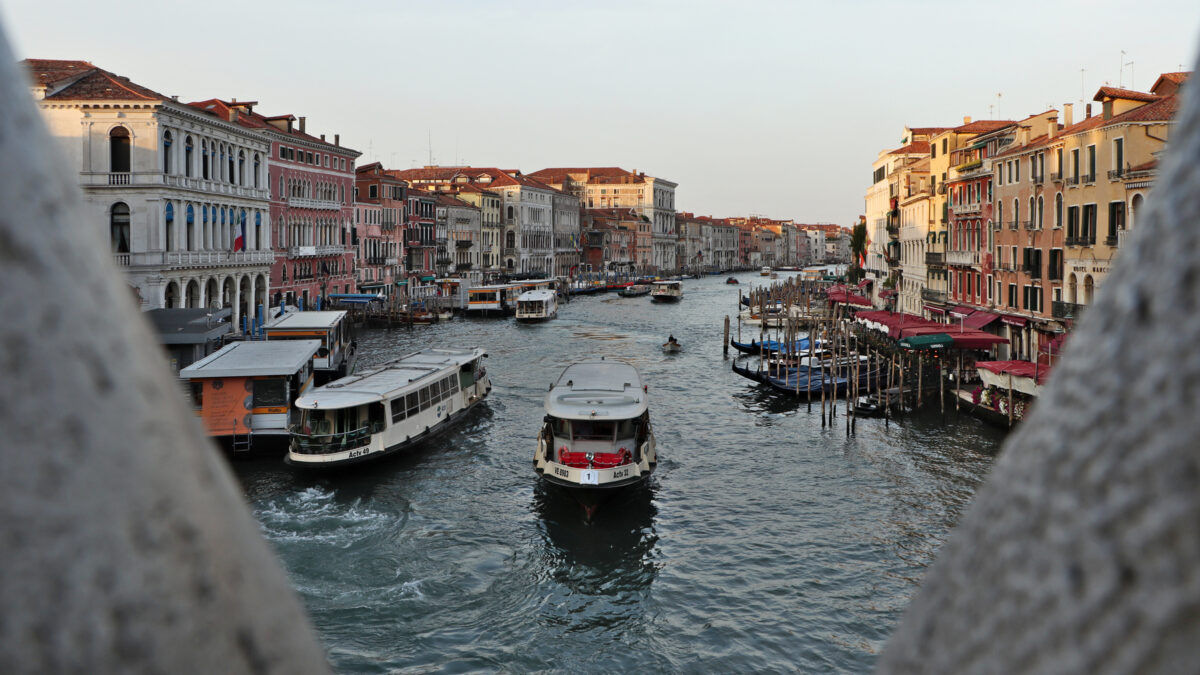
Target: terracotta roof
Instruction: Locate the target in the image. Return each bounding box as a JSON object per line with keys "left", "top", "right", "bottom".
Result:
{"left": 1111, "top": 93, "right": 1180, "bottom": 123}
{"left": 528, "top": 167, "right": 642, "bottom": 184}
{"left": 953, "top": 120, "right": 1015, "bottom": 134}
{"left": 889, "top": 141, "right": 930, "bottom": 155}
{"left": 434, "top": 193, "right": 475, "bottom": 208}
{"left": 187, "top": 98, "right": 360, "bottom": 155}
{"left": 1093, "top": 86, "right": 1160, "bottom": 103}
{"left": 24, "top": 59, "right": 167, "bottom": 101}
{"left": 908, "top": 127, "right": 952, "bottom": 136}
{"left": 1129, "top": 159, "right": 1158, "bottom": 172}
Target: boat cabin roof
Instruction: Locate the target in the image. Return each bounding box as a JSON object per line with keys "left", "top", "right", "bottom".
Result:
{"left": 179, "top": 339, "right": 321, "bottom": 379}
{"left": 264, "top": 310, "right": 348, "bottom": 331}
{"left": 295, "top": 347, "right": 485, "bottom": 410}
{"left": 469, "top": 285, "right": 516, "bottom": 293}
{"left": 545, "top": 360, "right": 648, "bottom": 421}
{"left": 652, "top": 280, "right": 682, "bottom": 288}
{"left": 517, "top": 289, "right": 556, "bottom": 302}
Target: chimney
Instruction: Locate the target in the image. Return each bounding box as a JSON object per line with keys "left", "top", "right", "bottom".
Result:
{"left": 231, "top": 109, "right": 238, "bottom": 123}
{"left": 1085, "top": 104, "right": 1092, "bottom": 119}
{"left": 1063, "top": 103, "right": 1074, "bottom": 127}
{"left": 335, "top": 134, "right": 340, "bottom": 147}
{"left": 320, "top": 134, "right": 326, "bottom": 142}
{"left": 1017, "top": 125, "right": 1030, "bottom": 146}
{"left": 963, "top": 116, "right": 972, "bottom": 124}
{"left": 299, "top": 116, "right": 306, "bottom": 133}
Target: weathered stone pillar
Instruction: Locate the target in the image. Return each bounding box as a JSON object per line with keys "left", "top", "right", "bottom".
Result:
{"left": 0, "top": 30, "right": 328, "bottom": 674}
{"left": 881, "top": 46, "right": 1200, "bottom": 673}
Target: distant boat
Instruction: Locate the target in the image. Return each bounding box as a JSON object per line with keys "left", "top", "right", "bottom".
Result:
{"left": 533, "top": 360, "right": 657, "bottom": 519}
{"left": 650, "top": 280, "right": 683, "bottom": 303}
{"left": 725, "top": 277, "right": 739, "bottom": 285}
{"left": 515, "top": 289, "right": 558, "bottom": 323}
{"left": 618, "top": 284, "right": 651, "bottom": 297}
{"left": 662, "top": 340, "right": 682, "bottom": 354}
{"left": 760, "top": 266, "right": 771, "bottom": 276}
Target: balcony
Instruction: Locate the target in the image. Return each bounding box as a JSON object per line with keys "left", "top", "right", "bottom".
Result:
{"left": 1051, "top": 171, "right": 1063, "bottom": 182}
{"left": 1104, "top": 235, "right": 1119, "bottom": 247}
{"left": 381, "top": 218, "right": 397, "bottom": 229}
{"left": 1083, "top": 174, "right": 1096, "bottom": 185}
{"left": 366, "top": 256, "right": 387, "bottom": 265}
{"left": 921, "top": 288, "right": 947, "bottom": 303}
{"left": 386, "top": 257, "right": 399, "bottom": 266}
{"left": 113, "top": 253, "right": 130, "bottom": 266}
{"left": 455, "top": 239, "right": 473, "bottom": 249}
{"left": 287, "top": 196, "right": 342, "bottom": 211}
{"left": 886, "top": 224, "right": 899, "bottom": 237}
{"left": 945, "top": 250, "right": 979, "bottom": 266}
{"left": 502, "top": 247, "right": 517, "bottom": 256}
{"left": 1052, "top": 300, "right": 1085, "bottom": 320}
{"left": 1117, "top": 229, "right": 1129, "bottom": 248}
{"left": 287, "top": 244, "right": 345, "bottom": 258}
{"left": 1108, "top": 169, "right": 1124, "bottom": 180}
{"left": 455, "top": 262, "right": 473, "bottom": 271}
{"left": 1008, "top": 220, "right": 1019, "bottom": 230}
{"left": 436, "top": 257, "right": 453, "bottom": 267}
{"left": 955, "top": 202, "right": 982, "bottom": 216}
{"left": 82, "top": 172, "right": 270, "bottom": 201}
{"left": 1066, "top": 176, "right": 1080, "bottom": 186}
{"left": 1065, "top": 235, "right": 1097, "bottom": 247}
{"left": 937, "top": 184, "right": 947, "bottom": 194}
{"left": 164, "top": 250, "right": 275, "bottom": 267}
{"left": 924, "top": 252, "right": 944, "bottom": 267}
{"left": 1021, "top": 220, "right": 1033, "bottom": 230}
{"left": 1032, "top": 174, "right": 1044, "bottom": 186}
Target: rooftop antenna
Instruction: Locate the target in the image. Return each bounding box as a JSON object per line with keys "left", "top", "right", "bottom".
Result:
{"left": 1080, "top": 67, "right": 1087, "bottom": 104}
{"left": 1119, "top": 50, "right": 1126, "bottom": 87}
{"left": 996, "top": 92, "right": 1002, "bottom": 119}
{"left": 1125, "top": 59, "right": 1135, "bottom": 91}
{"left": 427, "top": 130, "right": 433, "bottom": 167}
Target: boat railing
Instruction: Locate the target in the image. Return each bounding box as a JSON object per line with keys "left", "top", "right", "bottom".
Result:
{"left": 289, "top": 423, "right": 376, "bottom": 455}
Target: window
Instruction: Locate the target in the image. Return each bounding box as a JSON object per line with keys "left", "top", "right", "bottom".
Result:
{"left": 942, "top": 138, "right": 948, "bottom": 155}
{"left": 253, "top": 154, "right": 261, "bottom": 188}
{"left": 406, "top": 392, "right": 419, "bottom": 417}
{"left": 252, "top": 380, "right": 287, "bottom": 407}
{"left": 369, "top": 184, "right": 377, "bottom": 199}
{"left": 162, "top": 130, "right": 173, "bottom": 174}
{"left": 1055, "top": 193, "right": 1063, "bottom": 228}
{"left": 1086, "top": 145, "right": 1096, "bottom": 181}
{"left": 1049, "top": 249, "right": 1063, "bottom": 280}
{"left": 1082, "top": 204, "right": 1097, "bottom": 243}
{"left": 110, "top": 202, "right": 130, "bottom": 253}
{"left": 1071, "top": 149, "right": 1080, "bottom": 181}
{"left": 1008, "top": 283, "right": 1017, "bottom": 308}
{"left": 110, "top": 127, "right": 131, "bottom": 173}
{"left": 1036, "top": 196, "right": 1044, "bottom": 229}
{"left": 1107, "top": 202, "right": 1125, "bottom": 242}
{"left": 1113, "top": 137, "right": 1124, "bottom": 174}
{"left": 1067, "top": 206, "right": 1080, "bottom": 239}
{"left": 391, "top": 399, "right": 405, "bottom": 423}
{"left": 184, "top": 136, "right": 194, "bottom": 177}
{"left": 419, "top": 386, "right": 431, "bottom": 409}
{"left": 1015, "top": 158, "right": 1020, "bottom": 182}
{"left": 202, "top": 140, "right": 210, "bottom": 180}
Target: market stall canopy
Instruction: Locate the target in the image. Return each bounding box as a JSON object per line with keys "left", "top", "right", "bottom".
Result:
{"left": 899, "top": 333, "right": 955, "bottom": 350}
{"left": 901, "top": 325, "right": 1009, "bottom": 349}
{"left": 976, "top": 359, "right": 1050, "bottom": 394}
{"left": 963, "top": 310, "right": 1001, "bottom": 330}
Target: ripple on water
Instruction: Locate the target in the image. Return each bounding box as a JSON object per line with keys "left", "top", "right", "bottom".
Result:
{"left": 234, "top": 273, "right": 1005, "bottom": 673}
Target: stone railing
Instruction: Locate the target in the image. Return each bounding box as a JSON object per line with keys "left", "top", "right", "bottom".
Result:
{"left": 945, "top": 250, "right": 979, "bottom": 266}
{"left": 287, "top": 244, "right": 344, "bottom": 258}
{"left": 287, "top": 196, "right": 342, "bottom": 211}
{"left": 162, "top": 249, "right": 274, "bottom": 267}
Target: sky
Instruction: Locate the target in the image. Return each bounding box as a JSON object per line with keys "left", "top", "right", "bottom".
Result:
{"left": 2, "top": 1, "right": 1198, "bottom": 224}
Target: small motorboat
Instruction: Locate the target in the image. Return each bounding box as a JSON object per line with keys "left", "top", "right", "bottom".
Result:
{"left": 725, "top": 277, "right": 739, "bottom": 285}
{"left": 618, "top": 284, "right": 651, "bottom": 297}
{"left": 662, "top": 341, "right": 682, "bottom": 354}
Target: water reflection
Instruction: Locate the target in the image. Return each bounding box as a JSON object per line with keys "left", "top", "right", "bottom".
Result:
{"left": 532, "top": 482, "right": 660, "bottom": 595}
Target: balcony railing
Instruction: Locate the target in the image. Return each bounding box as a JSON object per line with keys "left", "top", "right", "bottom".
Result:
{"left": 83, "top": 172, "right": 270, "bottom": 201}
{"left": 366, "top": 256, "right": 387, "bottom": 265}
{"left": 1065, "top": 235, "right": 1097, "bottom": 247}
{"left": 925, "top": 252, "right": 944, "bottom": 266}
{"left": 1021, "top": 220, "right": 1034, "bottom": 230}
{"left": 1083, "top": 174, "right": 1096, "bottom": 185}
{"left": 455, "top": 262, "right": 473, "bottom": 271}
{"left": 955, "top": 202, "right": 982, "bottom": 215}
{"left": 164, "top": 250, "right": 275, "bottom": 267}
{"left": 1052, "top": 300, "right": 1085, "bottom": 320}
{"left": 1050, "top": 171, "right": 1063, "bottom": 182}
{"left": 1117, "top": 229, "right": 1129, "bottom": 248}
{"left": 287, "top": 244, "right": 345, "bottom": 257}
{"left": 113, "top": 253, "right": 131, "bottom": 266}
{"left": 502, "top": 247, "right": 517, "bottom": 256}
{"left": 1032, "top": 174, "right": 1044, "bottom": 186}
{"left": 287, "top": 196, "right": 342, "bottom": 211}
{"left": 1108, "top": 169, "right": 1124, "bottom": 180}
{"left": 937, "top": 184, "right": 947, "bottom": 194}
{"left": 1104, "top": 235, "right": 1118, "bottom": 247}
{"left": 1008, "top": 220, "right": 1019, "bottom": 230}
{"left": 945, "top": 250, "right": 979, "bottom": 266}
{"left": 921, "top": 288, "right": 947, "bottom": 303}
{"left": 455, "top": 239, "right": 473, "bottom": 248}
{"left": 1067, "top": 176, "right": 1080, "bottom": 186}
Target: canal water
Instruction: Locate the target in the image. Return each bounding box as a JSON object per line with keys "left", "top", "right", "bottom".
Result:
{"left": 233, "top": 272, "right": 1006, "bottom": 673}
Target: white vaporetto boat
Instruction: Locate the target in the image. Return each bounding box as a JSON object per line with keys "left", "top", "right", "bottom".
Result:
{"left": 649, "top": 280, "right": 683, "bottom": 303}
{"left": 533, "top": 360, "right": 657, "bottom": 517}
{"left": 287, "top": 347, "right": 490, "bottom": 468}
{"left": 515, "top": 289, "right": 558, "bottom": 322}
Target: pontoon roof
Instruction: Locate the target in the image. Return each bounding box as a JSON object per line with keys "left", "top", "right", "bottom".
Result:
{"left": 295, "top": 347, "right": 485, "bottom": 409}
{"left": 544, "top": 360, "right": 648, "bottom": 420}
{"left": 517, "top": 289, "right": 556, "bottom": 301}
{"left": 179, "top": 339, "right": 321, "bottom": 379}
{"left": 264, "top": 310, "right": 348, "bottom": 331}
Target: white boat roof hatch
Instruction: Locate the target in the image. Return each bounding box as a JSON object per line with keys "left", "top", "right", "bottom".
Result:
{"left": 544, "top": 361, "right": 648, "bottom": 421}
{"left": 264, "top": 310, "right": 348, "bottom": 331}
{"left": 518, "top": 289, "right": 556, "bottom": 301}
{"left": 179, "top": 339, "right": 322, "bottom": 379}
{"left": 295, "top": 347, "right": 485, "bottom": 410}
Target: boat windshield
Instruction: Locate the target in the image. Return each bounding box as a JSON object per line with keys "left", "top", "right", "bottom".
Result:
{"left": 561, "top": 418, "right": 639, "bottom": 441}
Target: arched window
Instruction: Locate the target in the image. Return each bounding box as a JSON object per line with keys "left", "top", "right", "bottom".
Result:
{"left": 110, "top": 202, "right": 130, "bottom": 253}
{"left": 110, "top": 127, "right": 131, "bottom": 173}
{"left": 184, "top": 136, "right": 194, "bottom": 177}
{"left": 201, "top": 140, "right": 210, "bottom": 180}
{"left": 162, "top": 130, "right": 173, "bottom": 174}
{"left": 506, "top": 231, "right": 515, "bottom": 248}
{"left": 253, "top": 154, "right": 261, "bottom": 188}
{"left": 227, "top": 147, "right": 235, "bottom": 184}
{"left": 238, "top": 150, "right": 245, "bottom": 186}
{"left": 1037, "top": 196, "right": 1044, "bottom": 229}
{"left": 1028, "top": 197, "right": 1035, "bottom": 228}
{"left": 1055, "top": 193, "right": 1063, "bottom": 228}
{"left": 164, "top": 202, "right": 175, "bottom": 251}
{"left": 186, "top": 204, "right": 195, "bottom": 251}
